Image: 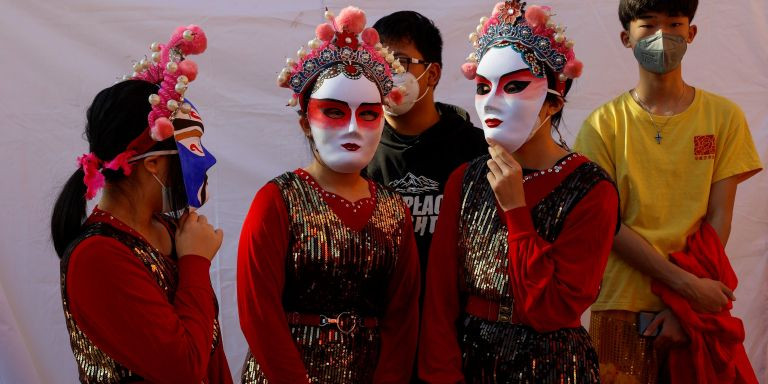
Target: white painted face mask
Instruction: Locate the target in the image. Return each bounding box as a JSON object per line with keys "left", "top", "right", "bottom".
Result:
{"left": 307, "top": 72, "right": 384, "bottom": 173}
{"left": 475, "top": 46, "right": 551, "bottom": 153}
{"left": 384, "top": 64, "right": 431, "bottom": 116}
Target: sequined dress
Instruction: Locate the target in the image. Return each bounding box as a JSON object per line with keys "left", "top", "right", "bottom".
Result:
{"left": 419, "top": 154, "right": 619, "bottom": 384}
{"left": 238, "top": 170, "right": 420, "bottom": 384}
{"left": 60, "top": 208, "right": 231, "bottom": 383}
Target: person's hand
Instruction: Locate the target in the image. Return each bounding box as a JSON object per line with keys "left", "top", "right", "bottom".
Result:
{"left": 486, "top": 144, "right": 526, "bottom": 211}
{"left": 679, "top": 275, "right": 734, "bottom": 313}
{"left": 175, "top": 211, "right": 223, "bottom": 261}
{"left": 644, "top": 309, "right": 688, "bottom": 351}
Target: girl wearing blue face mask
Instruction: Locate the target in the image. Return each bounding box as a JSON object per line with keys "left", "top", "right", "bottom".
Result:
{"left": 51, "top": 27, "right": 232, "bottom": 383}
{"left": 418, "top": 2, "right": 620, "bottom": 383}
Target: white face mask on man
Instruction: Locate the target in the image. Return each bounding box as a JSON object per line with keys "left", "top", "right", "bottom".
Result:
{"left": 306, "top": 73, "right": 384, "bottom": 174}
{"left": 384, "top": 63, "right": 431, "bottom": 116}
{"left": 474, "top": 47, "right": 555, "bottom": 153}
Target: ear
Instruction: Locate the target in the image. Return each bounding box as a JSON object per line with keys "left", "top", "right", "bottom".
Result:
{"left": 427, "top": 63, "right": 442, "bottom": 87}
{"left": 546, "top": 96, "right": 565, "bottom": 116}
{"left": 620, "top": 29, "right": 631, "bottom": 48}
{"left": 298, "top": 113, "right": 312, "bottom": 137}
{"left": 687, "top": 24, "right": 697, "bottom": 43}
{"left": 142, "top": 155, "right": 163, "bottom": 175}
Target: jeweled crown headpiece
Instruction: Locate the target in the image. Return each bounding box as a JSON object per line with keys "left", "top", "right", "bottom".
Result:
{"left": 277, "top": 6, "right": 405, "bottom": 108}
{"left": 461, "top": 1, "right": 583, "bottom": 95}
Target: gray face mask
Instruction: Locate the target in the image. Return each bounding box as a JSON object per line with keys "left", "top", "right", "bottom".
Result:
{"left": 151, "top": 173, "right": 173, "bottom": 213}
{"left": 633, "top": 30, "right": 688, "bottom": 74}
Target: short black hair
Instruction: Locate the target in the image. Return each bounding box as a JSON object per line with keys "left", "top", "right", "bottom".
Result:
{"left": 373, "top": 11, "right": 443, "bottom": 66}
{"left": 618, "top": 0, "right": 699, "bottom": 30}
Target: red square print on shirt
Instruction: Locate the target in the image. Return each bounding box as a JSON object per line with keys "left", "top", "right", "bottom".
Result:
{"left": 694, "top": 135, "right": 716, "bottom": 160}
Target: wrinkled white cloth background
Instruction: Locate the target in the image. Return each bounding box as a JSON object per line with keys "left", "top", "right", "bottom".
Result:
{"left": 1, "top": 0, "right": 765, "bottom": 382}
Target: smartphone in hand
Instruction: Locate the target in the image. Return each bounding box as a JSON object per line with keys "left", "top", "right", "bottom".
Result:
{"left": 637, "top": 311, "right": 661, "bottom": 337}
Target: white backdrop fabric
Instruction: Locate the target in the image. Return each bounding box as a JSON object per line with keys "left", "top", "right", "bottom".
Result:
{"left": 1, "top": 0, "right": 766, "bottom": 382}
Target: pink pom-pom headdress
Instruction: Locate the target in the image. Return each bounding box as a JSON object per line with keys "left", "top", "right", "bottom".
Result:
{"left": 124, "top": 25, "right": 207, "bottom": 155}
{"left": 277, "top": 6, "right": 405, "bottom": 108}
{"left": 77, "top": 25, "right": 207, "bottom": 200}
{"left": 463, "top": 1, "right": 583, "bottom": 96}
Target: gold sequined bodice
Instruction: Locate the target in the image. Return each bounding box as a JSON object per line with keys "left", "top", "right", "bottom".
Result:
{"left": 458, "top": 156, "right": 513, "bottom": 305}
{"left": 276, "top": 171, "right": 406, "bottom": 316}
{"left": 456, "top": 155, "right": 615, "bottom": 383}
{"left": 241, "top": 172, "right": 408, "bottom": 384}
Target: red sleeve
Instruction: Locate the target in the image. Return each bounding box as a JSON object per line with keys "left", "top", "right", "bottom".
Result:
{"left": 67, "top": 239, "right": 216, "bottom": 384}
{"left": 374, "top": 204, "right": 421, "bottom": 383}
{"left": 504, "top": 180, "right": 618, "bottom": 332}
{"left": 237, "top": 182, "right": 311, "bottom": 384}
{"left": 207, "top": 342, "right": 234, "bottom": 384}
{"left": 418, "top": 164, "right": 467, "bottom": 384}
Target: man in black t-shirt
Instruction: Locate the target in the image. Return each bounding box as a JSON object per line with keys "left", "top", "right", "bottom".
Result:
{"left": 366, "top": 11, "right": 487, "bottom": 281}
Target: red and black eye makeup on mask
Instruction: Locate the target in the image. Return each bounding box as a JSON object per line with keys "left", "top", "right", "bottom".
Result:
{"left": 476, "top": 69, "right": 535, "bottom": 96}
{"left": 307, "top": 98, "right": 384, "bottom": 130}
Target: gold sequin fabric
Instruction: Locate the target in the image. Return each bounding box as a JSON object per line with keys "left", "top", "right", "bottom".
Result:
{"left": 455, "top": 156, "right": 613, "bottom": 383}
{"left": 458, "top": 155, "right": 513, "bottom": 307}
{"left": 590, "top": 311, "right": 659, "bottom": 384}
{"left": 241, "top": 172, "right": 407, "bottom": 384}
{"left": 461, "top": 315, "right": 600, "bottom": 384}
{"left": 60, "top": 221, "right": 222, "bottom": 383}
{"left": 240, "top": 325, "right": 380, "bottom": 384}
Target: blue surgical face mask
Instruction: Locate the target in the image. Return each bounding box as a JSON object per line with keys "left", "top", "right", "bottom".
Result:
{"left": 172, "top": 108, "right": 216, "bottom": 209}
{"left": 633, "top": 29, "right": 688, "bottom": 74}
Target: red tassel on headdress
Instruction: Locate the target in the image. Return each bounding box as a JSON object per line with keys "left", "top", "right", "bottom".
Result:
{"left": 103, "top": 150, "right": 137, "bottom": 176}
{"left": 77, "top": 153, "right": 105, "bottom": 200}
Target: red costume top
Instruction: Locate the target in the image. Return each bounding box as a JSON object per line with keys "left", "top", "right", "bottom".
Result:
{"left": 419, "top": 154, "right": 619, "bottom": 383}
{"left": 238, "top": 169, "right": 420, "bottom": 384}
{"left": 651, "top": 222, "right": 758, "bottom": 384}
{"left": 63, "top": 207, "right": 232, "bottom": 384}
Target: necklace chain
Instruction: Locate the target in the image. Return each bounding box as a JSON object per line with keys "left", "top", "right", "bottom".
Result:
{"left": 632, "top": 87, "right": 688, "bottom": 144}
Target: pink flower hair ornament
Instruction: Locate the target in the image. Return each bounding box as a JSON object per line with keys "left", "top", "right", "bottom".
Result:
{"left": 277, "top": 6, "right": 405, "bottom": 110}
{"left": 77, "top": 25, "right": 207, "bottom": 200}
{"left": 463, "top": 1, "right": 583, "bottom": 96}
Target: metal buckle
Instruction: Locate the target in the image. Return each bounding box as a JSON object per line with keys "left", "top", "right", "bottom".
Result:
{"left": 498, "top": 305, "right": 513, "bottom": 323}
{"left": 319, "top": 312, "right": 358, "bottom": 334}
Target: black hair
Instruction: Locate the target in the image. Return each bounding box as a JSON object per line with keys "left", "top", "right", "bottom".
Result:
{"left": 373, "top": 11, "right": 443, "bottom": 67}
{"left": 619, "top": 0, "right": 699, "bottom": 30}
{"left": 51, "top": 80, "right": 186, "bottom": 257}
{"left": 545, "top": 68, "right": 573, "bottom": 150}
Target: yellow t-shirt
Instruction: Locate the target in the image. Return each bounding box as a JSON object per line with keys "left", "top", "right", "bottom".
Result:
{"left": 575, "top": 88, "right": 763, "bottom": 312}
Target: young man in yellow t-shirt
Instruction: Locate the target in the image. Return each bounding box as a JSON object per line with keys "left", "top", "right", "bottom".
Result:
{"left": 574, "top": 0, "right": 762, "bottom": 382}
